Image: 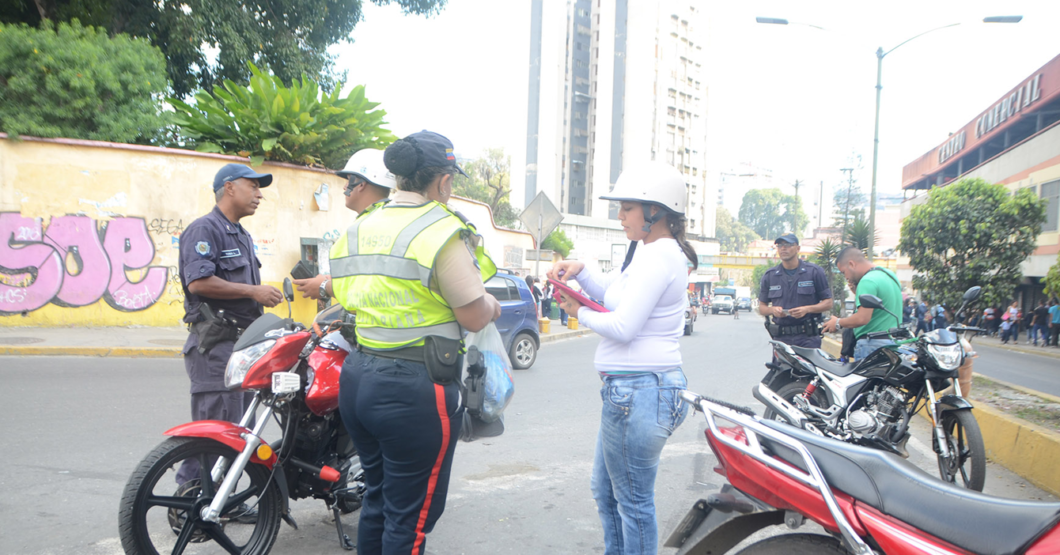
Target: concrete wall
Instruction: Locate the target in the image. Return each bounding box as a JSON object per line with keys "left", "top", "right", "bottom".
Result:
{"left": 0, "top": 136, "right": 533, "bottom": 327}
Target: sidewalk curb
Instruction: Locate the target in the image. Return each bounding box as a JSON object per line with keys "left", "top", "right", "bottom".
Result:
{"left": 539, "top": 328, "right": 595, "bottom": 344}
{"left": 977, "top": 340, "right": 1060, "bottom": 360}
{"left": 0, "top": 345, "right": 182, "bottom": 357}
{"left": 821, "top": 336, "right": 1060, "bottom": 496}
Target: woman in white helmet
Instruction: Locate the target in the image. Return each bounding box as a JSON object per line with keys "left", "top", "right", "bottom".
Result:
{"left": 293, "top": 148, "right": 396, "bottom": 301}
{"left": 548, "top": 161, "right": 698, "bottom": 555}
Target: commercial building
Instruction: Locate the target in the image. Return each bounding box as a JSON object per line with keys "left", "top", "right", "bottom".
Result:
{"left": 512, "top": 0, "right": 716, "bottom": 268}
{"left": 901, "top": 53, "right": 1060, "bottom": 304}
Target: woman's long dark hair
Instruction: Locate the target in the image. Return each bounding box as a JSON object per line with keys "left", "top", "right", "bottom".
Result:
{"left": 667, "top": 212, "right": 698, "bottom": 270}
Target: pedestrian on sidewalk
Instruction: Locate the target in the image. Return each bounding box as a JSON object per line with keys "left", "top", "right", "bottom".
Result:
{"left": 541, "top": 282, "right": 553, "bottom": 320}
{"left": 932, "top": 302, "right": 948, "bottom": 331}
{"left": 1032, "top": 299, "right": 1050, "bottom": 347}
{"left": 1000, "top": 317, "right": 1014, "bottom": 344}
{"left": 176, "top": 164, "right": 282, "bottom": 488}
{"left": 1049, "top": 299, "right": 1060, "bottom": 347}
{"left": 915, "top": 299, "right": 930, "bottom": 336}
{"left": 554, "top": 283, "right": 568, "bottom": 326}
{"left": 549, "top": 161, "right": 696, "bottom": 555}
{"left": 983, "top": 306, "right": 996, "bottom": 336}
{"left": 1005, "top": 301, "right": 1020, "bottom": 342}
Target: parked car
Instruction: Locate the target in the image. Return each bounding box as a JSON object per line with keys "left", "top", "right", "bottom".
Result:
{"left": 737, "top": 297, "right": 752, "bottom": 311}
{"left": 712, "top": 294, "right": 734, "bottom": 314}
{"left": 484, "top": 271, "right": 541, "bottom": 369}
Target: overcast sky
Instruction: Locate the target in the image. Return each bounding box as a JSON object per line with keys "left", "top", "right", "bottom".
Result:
{"left": 333, "top": 0, "right": 1060, "bottom": 207}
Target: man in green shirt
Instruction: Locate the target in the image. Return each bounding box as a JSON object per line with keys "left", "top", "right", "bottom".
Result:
{"left": 822, "top": 246, "right": 903, "bottom": 359}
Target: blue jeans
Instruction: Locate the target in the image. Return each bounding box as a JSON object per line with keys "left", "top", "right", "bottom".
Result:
{"left": 592, "top": 369, "right": 688, "bottom": 555}
{"left": 1033, "top": 324, "right": 1049, "bottom": 345}
{"left": 854, "top": 338, "right": 894, "bottom": 360}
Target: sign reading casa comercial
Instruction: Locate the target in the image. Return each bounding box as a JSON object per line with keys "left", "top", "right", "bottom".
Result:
{"left": 975, "top": 73, "right": 1042, "bottom": 139}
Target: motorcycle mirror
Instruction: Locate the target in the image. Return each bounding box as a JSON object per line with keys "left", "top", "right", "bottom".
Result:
{"left": 859, "top": 294, "right": 884, "bottom": 310}
{"left": 282, "top": 278, "right": 294, "bottom": 319}
{"left": 962, "top": 286, "right": 982, "bottom": 302}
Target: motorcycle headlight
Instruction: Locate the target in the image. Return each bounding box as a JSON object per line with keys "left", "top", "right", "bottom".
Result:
{"left": 926, "top": 343, "right": 962, "bottom": 371}
{"left": 224, "top": 340, "right": 276, "bottom": 389}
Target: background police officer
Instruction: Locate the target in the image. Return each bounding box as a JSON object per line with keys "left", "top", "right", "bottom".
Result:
{"left": 330, "top": 131, "right": 500, "bottom": 555}
{"left": 293, "top": 148, "right": 395, "bottom": 301}
{"left": 176, "top": 164, "right": 281, "bottom": 486}
{"left": 758, "top": 233, "right": 833, "bottom": 348}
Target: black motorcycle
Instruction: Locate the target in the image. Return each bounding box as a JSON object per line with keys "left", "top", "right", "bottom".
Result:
{"left": 754, "top": 286, "right": 987, "bottom": 491}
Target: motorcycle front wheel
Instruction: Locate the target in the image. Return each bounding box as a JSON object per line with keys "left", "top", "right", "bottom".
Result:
{"left": 118, "top": 436, "right": 282, "bottom": 555}
{"left": 734, "top": 533, "right": 850, "bottom": 554}
{"left": 936, "top": 409, "right": 986, "bottom": 491}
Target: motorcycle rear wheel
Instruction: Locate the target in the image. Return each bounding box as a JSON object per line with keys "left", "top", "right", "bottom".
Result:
{"left": 936, "top": 409, "right": 986, "bottom": 491}
{"left": 118, "top": 436, "right": 282, "bottom": 555}
{"left": 762, "top": 380, "right": 830, "bottom": 424}
{"left": 734, "top": 533, "right": 850, "bottom": 554}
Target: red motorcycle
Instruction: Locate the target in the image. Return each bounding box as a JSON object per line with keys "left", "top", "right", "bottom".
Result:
{"left": 665, "top": 389, "right": 1060, "bottom": 555}
{"left": 119, "top": 282, "right": 362, "bottom": 554}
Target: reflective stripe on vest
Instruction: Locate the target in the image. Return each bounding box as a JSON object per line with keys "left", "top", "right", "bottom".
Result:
{"left": 329, "top": 201, "right": 496, "bottom": 350}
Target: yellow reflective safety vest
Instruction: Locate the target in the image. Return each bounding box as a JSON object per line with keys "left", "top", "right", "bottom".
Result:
{"left": 329, "top": 200, "right": 497, "bottom": 351}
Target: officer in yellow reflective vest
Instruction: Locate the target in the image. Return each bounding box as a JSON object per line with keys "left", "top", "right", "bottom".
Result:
{"left": 330, "top": 131, "right": 501, "bottom": 555}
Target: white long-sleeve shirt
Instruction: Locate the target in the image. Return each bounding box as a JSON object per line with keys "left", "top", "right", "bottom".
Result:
{"left": 574, "top": 238, "right": 689, "bottom": 374}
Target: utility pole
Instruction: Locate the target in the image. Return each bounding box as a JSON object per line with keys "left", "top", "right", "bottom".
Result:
{"left": 840, "top": 168, "right": 854, "bottom": 245}
{"left": 793, "top": 179, "right": 801, "bottom": 234}
{"left": 818, "top": 180, "right": 824, "bottom": 231}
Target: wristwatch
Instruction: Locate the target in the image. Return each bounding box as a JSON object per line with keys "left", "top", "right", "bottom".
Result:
{"left": 319, "top": 279, "right": 331, "bottom": 301}
{"left": 835, "top": 319, "right": 843, "bottom": 331}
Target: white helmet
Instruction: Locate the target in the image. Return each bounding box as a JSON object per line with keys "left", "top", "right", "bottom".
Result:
{"left": 337, "top": 148, "right": 397, "bottom": 189}
{"left": 600, "top": 161, "right": 687, "bottom": 215}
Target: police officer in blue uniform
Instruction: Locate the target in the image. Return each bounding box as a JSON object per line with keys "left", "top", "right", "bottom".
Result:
{"left": 175, "top": 164, "right": 282, "bottom": 486}
{"left": 758, "top": 233, "right": 833, "bottom": 348}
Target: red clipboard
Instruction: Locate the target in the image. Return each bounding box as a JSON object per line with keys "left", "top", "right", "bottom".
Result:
{"left": 549, "top": 279, "right": 609, "bottom": 312}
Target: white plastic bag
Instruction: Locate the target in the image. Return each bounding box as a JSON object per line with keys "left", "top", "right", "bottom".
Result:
{"left": 462, "top": 322, "right": 515, "bottom": 423}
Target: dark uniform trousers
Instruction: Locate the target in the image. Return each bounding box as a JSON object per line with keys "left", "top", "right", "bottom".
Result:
{"left": 175, "top": 337, "right": 255, "bottom": 485}
{"left": 339, "top": 349, "right": 463, "bottom": 555}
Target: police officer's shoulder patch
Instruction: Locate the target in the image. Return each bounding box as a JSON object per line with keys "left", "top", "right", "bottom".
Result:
{"left": 195, "top": 241, "right": 211, "bottom": 257}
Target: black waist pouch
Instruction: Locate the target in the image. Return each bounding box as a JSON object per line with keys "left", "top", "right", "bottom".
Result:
{"left": 423, "top": 336, "right": 463, "bottom": 385}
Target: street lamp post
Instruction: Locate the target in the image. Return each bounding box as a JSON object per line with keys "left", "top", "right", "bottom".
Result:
{"left": 757, "top": 15, "right": 1022, "bottom": 259}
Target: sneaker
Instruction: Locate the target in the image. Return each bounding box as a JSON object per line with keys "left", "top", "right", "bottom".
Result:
{"left": 224, "top": 503, "right": 258, "bottom": 524}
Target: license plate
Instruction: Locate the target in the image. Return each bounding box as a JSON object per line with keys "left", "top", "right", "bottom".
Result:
{"left": 272, "top": 372, "right": 300, "bottom": 394}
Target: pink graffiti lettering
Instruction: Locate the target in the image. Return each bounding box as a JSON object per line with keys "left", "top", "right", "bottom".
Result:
{"left": 0, "top": 214, "right": 64, "bottom": 312}
{"left": 0, "top": 213, "right": 168, "bottom": 314}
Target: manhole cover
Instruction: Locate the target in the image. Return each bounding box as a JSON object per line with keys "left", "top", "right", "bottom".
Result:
{"left": 0, "top": 337, "right": 45, "bottom": 345}
{"left": 149, "top": 339, "right": 186, "bottom": 346}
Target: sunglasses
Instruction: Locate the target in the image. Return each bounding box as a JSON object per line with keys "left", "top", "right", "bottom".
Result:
{"left": 343, "top": 176, "right": 366, "bottom": 196}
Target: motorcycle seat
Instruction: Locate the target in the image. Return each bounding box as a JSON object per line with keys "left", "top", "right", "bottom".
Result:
{"left": 789, "top": 346, "right": 859, "bottom": 377}
{"left": 758, "top": 419, "right": 1060, "bottom": 555}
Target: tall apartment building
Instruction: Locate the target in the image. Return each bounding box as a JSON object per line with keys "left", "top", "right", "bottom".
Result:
{"left": 512, "top": 0, "right": 715, "bottom": 240}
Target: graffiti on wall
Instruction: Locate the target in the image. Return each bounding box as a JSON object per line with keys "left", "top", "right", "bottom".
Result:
{"left": 0, "top": 213, "right": 169, "bottom": 314}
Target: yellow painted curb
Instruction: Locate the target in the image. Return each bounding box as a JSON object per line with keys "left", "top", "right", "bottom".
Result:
{"left": 0, "top": 346, "right": 181, "bottom": 357}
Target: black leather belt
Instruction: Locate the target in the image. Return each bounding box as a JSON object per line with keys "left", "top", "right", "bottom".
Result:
{"left": 359, "top": 345, "right": 425, "bottom": 363}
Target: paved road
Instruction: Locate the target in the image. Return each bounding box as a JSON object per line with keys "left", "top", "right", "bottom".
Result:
{"left": 971, "top": 340, "right": 1060, "bottom": 397}
{"left": 1, "top": 313, "right": 1054, "bottom": 554}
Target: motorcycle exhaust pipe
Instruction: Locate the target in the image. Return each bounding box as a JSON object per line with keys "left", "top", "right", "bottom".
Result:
{"left": 752, "top": 383, "right": 807, "bottom": 427}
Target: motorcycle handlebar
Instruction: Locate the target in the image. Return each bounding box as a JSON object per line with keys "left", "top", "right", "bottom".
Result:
{"left": 863, "top": 327, "right": 913, "bottom": 341}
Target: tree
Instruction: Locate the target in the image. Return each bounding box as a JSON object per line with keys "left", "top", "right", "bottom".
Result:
{"left": 833, "top": 181, "right": 867, "bottom": 228}
{"left": 714, "top": 206, "right": 759, "bottom": 253}
{"left": 4, "top": 0, "right": 448, "bottom": 98}
{"left": 899, "top": 178, "right": 1045, "bottom": 311}
{"left": 843, "top": 216, "right": 878, "bottom": 252}
{"left": 0, "top": 20, "right": 168, "bottom": 143}
{"left": 1044, "top": 253, "right": 1060, "bottom": 298}
{"left": 813, "top": 237, "right": 846, "bottom": 316}
{"left": 750, "top": 263, "right": 770, "bottom": 290}
{"left": 542, "top": 229, "right": 573, "bottom": 258}
{"left": 738, "top": 188, "right": 807, "bottom": 239}
{"left": 452, "top": 148, "right": 519, "bottom": 227}
{"left": 167, "top": 63, "right": 395, "bottom": 169}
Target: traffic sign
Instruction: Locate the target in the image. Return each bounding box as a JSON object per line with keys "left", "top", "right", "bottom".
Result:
{"left": 518, "top": 192, "right": 564, "bottom": 245}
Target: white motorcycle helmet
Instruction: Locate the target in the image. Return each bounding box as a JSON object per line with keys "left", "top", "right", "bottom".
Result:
{"left": 601, "top": 161, "right": 686, "bottom": 231}
{"left": 337, "top": 148, "right": 397, "bottom": 189}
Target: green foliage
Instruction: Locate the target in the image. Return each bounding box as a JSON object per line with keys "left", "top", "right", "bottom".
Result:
{"left": 812, "top": 237, "right": 847, "bottom": 315}
{"left": 715, "top": 205, "right": 760, "bottom": 253}
{"left": 899, "top": 178, "right": 1045, "bottom": 310}
{"left": 168, "top": 63, "right": 395, "bottom": 169}
{"left": 542, "top": 229, "right": 573, "bottom": 258}
{"left": 0, "top": 20, "right": 168, "bottom": 143}
{"left": 1044, "top": 253, "right": 1060, "bottom": 298}
{"left": 5, "top": 0, "right": 448, "bottom": 99}
{"left": 843, "top": 216, "right": 878, "bottom": 252}
{"left": 453, "top": 148, "right": 517, "bottom": 227}
{"left": 738, "top": 188, "right": 807, "bottom": 240}
{"left": 751, "top": 263, "right": 770, "bottom": 289}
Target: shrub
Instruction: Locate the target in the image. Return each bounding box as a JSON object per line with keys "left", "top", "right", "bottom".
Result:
{"left": 0, "top": 20, "right": 168, "bottom": 143}
{"left": 168, "top": 63, "right": 396, "bottom": 168}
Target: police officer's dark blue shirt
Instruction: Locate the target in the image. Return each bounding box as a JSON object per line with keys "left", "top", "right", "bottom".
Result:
{"left": 179, "top": 206, "right": 263, "bottom": 327}
{"left": 758, "top": 259, "right": 831, "bottom": 327}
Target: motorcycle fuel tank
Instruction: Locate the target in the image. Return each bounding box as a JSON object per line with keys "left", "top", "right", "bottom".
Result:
{"left": 306, "top": 341, "right": 348, "bottom": 415}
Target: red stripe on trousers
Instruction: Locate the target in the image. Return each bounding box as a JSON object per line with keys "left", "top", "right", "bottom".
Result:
{"left": 411, "top": 383, "right": 450, "bottom": 554}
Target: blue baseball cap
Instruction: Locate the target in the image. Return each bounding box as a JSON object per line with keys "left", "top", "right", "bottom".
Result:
{"left": 213, "top": 164, "right": 273, "bottom": 192}
{"left": 384, "top": 130, "right": 469, "bottom": 178}
{"left": 774, "top": 233, "right": 799, "bottom": 245}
